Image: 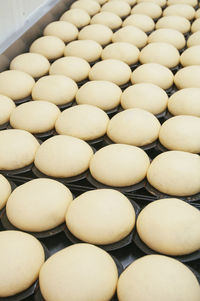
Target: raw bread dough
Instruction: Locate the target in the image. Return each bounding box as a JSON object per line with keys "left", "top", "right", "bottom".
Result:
{"left": 137, "top": 198, "right": 200, "bottom": 255}
{"left": 174, "top": 65, "right": 200, "bottom": 88}
{"left": 191, "top": 18, "right": 200, "bottom": 32}
{"left": 0, "top": 230, "right": 45, "bottom": 297}
{"left": 112, "top": 26, "right": 147, "bottom": 48}
{"left": 66, "top": 189, "right": 135, "bottom": 244}
{"left": 195, "top": 8, "right": 200, "bottom": 18}
{"left": 122, "top": 14, "right": 155, "bottom": 32}
{"left": 101, "top": 0, "right": 131, "bottom": 18}
{"left": 187, "top": 31, "right": 200, "bottom": 47}
{"left": 34, "top": 135, "right": 93, "bottom": 178}
{"left": 91, "top": 12, "right": 122, "bottom": 30}
{"left": 181, "top": 45, "right": 200, "bottom": 66}
{"left": 93, "top": 0, "right": 108, "bottom": 5}
{"left": 147, "top": 150, "right": 200, "bottom": 196}
{"left": 76, "top": 80, "right": 122, "bottom": 110}
{"left": 0, "top": 94, "right": 15, "bottom": 125}
{"left": 167, "top": 0, "right": 197, "bottom": 6}
{"left": 0, "top": 70, "right": 35, "bottom": 101}
{"left": 70, "top": 0, "right": 100, "bottom": 16}
{"left": 55, "top": 104, "right": 109, "bottom": 140}
{"left": 137, "top": 0, "right": 166, "bottom": 6}
{"left": 89, "top": 59, "right": 131, "bottom": 86}
{"left": 43, "top": 21, "right": 78, "bottom": 43}
{"left": 89, "top": 144, "right": 150, "bottom": 187}
{"left": 39, "top": 244, "right": 118, "bottom": 301}
{"left": 78, "top": 24, "right": 113, "bottom": 46}
{"left": 163, "top": 4, "right": 195, "bottom": 20}
{"left": 156, "top": 16, "right": 191, "bottom": 33}
{"left": 60, "top": 8, "right": 91, "bottom": 28}
{"left": 121, "top": 83, "right": 168, "bottom": 114}
{"left": 131, "top": 2, "right": 162, "bottom": 19}
{"left": 6, "top": 178, "right": 73, "bottom": 232}
{"left": 0, "top": 175, "right": 11, "bottom": 210}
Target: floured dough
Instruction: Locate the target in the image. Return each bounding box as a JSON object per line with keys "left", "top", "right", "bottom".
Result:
{"left": 70, "top": 0, "right": 100, "bottom": 16}
{"left": 91, "top": 12, "right": 122, "bottom": 30}
{"left": 131, "top": 3, "right": 162, "bottom": 19}
{"left": 43, "top": 21, "right": 78, "bottom": 43}
{"left": 101, "top": 0, "right": 131, "bottom": 17}
{"left": 174, "top": 65, "right": 200, "bottom": 88}
{"left": 78, "top": 24, "right": 113, "bottom": 46}
{"left": 181, "top": 45, "right": 200, "bottom": 66}
{"left": 60, "top": 8, "right": 91, "bottom": 28}
{"left": 187, "top": 31, "right": 200, "bottom": 47}
{"left": 191, "top": 18, "right": 200, "bottom": 32}
{"left": 167, "top": 0, "right": 197, "bottom": 6}
{"left": 0, "top": 94, "right": 15, "bottom": 125}
{"left": 156, "top": 16, "right": 191, "bottom": 33}
{"left": 123, "top": 14, "right": 155, "bottom": 32}
{"left": 195, "top": 8, "right": 200, "bottom": 18}
{"left": 137, "top": 0, "right": 166, "bottom": 6}
{"left": 163, "top": 4, "right": 195, "bottom": 20}
{"left": 112, "top": 26, "right": 147, "bottom": 48}
{"left": 0, "top": 175, "right": 11, "bottom": 210}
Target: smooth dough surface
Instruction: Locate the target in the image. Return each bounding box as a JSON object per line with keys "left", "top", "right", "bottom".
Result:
{"left": 66, "top": 189, "right": 135, "bottom": 244}
{"left": 39, "top": 243, "right": 118, "bottom": 301}
{"left": 34, "top": 135, "right": 93, "bottom": 178}
{"left": 60, "top": 8, "right": 91, "bottom": 28}
{"left": 131, "top": 3, "right": 162, "bottom": 19}
{"left": 167, "top": 0, "right": 197, "bottom": 6}
{"left": 181, "top": 45, "right": 200, "bottom": 66}
{"left": 76, "top": 80, "right": 122, "bottom": 110}
{"left": 78, "top": 24, "right": 113, "bottom": 46}
{"left": 0, "top": 230, "right": 45, "bottom": 297}
{"left": 91, "top": 12, "right": 122, "bottom": 30}
{"left": 137, "top": 198, "right": 200, "bottom": 255}
{"left": 0, "top": 129, "right": 39, "bottom": 170}
{"left": 101, "top": 0, "right": 131, "bottom": 17}
{"left": 187, "top": 31, "right": 200, "bottom": 47}
{"left": 191, "top": 18, "right": 200, "bottom": 32}
{"left": 163, "top": 4, "right": 195, "bottom": 20}
{"left": 147, "top": 151, "right": 200, "bottom": 196}
{"left": 89, "top": 144, "right": 150, "bottom": 187}
{"left": 70, "top": 0, "right": 100, "bottom": 16}
{"left": 0, "top": 94, "right": 15, "bottom": 125}
{"left": 121, "top": 83, "right": 168, "bottom": 114}
{"left": 137, "top": 0, "right": 166, "bottom": 6}
{"left": 32, "top": 75, "right": 78, "bottom": 105}
{"left": 174, "top": 65, "right": 200, "bottom": 88}
{"left": 112, "top": 26, "right": 147, "bottom": 48}
{"left": 156, "top": 16, "right": 191, "bottom": 33}
{"left": 6, "top": 178, "right": 73, "bottom": 232}
{"left": 43, "top": 21, "right": 78, "bottom": 43}
{"left": 195, "top": 8, "right": 200, "bottom": 18}
{"left": 122, "top": 14, "right": 155, "bottom": 32}
{"left": 0, "top": 70, "right": 35, "bottom": 101}
{"left": 0, "top": 175, "right": 11, "bottom": 210}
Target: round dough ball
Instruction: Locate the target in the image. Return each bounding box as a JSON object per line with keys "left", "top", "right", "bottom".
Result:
{"left": 174, "top": 65, "right": 200, "bottom": 89}
{"left": 113, "top": 0, "right": 136, "bottom": 5}
{"left": 10, "top": 53, "right": 50, "bottom": 78}
{"left": 43, "top": 21, "right": 78, "bottom": 43}
{"left": 91, "top": 12, "right": 122, "bottom": 30}
{"left": 168, "top": 88, "right": 200, "bottom": 117}
{"left": 163, "top": 4, "right": 195, "bottom": 20}
{"left": 156, "top": 16, "right": 191, "bottom": 33}
{"left": 64, "top": 40, "right": 102, "bottom": 63}
{"left": 148, "top": 28, "right": 186, "bottom": 50}
{"left": 60, "top": 8, "right": 91, "bottom": 28}
{"left": 34, "top": 135, "right": 93, "bottom": 178}
{"left": 0, "top": 129, "right": 39, "bottom": 170}
{"left": 181, "top": 45, "right": 200, "bottom": 66}
{"left": 76, "top": 80, "right": 122, "bottom": 110}
{"left": 29, "top": 36, "right": 65, "bottom": 60}
{"left": 32, "top": 75, "right": 77, "bottom": 105}
{"left": 131, "top": 3, "right": 162, "bottom": 19}
{"left": 0, "top": 175, "right": 11, "bottom": 210}
{"left": 89, "top": 144, "right": 150, "bottom": 187}
{"left": 10, "top": 101, "right": 60, "bottom": 134}
{"left": 6, "top": 178, "right": 72, "bottom": 232}
{"left": 131, "top": 63, "right": 174, "bottom": 90}
{"left": 112, "top": 26, "right": 147, "bottom": 48}
{"left": 101, "top": 0, "right": 131, "bottom": 18}
{"left": 121, "top": 83, "right": 168, "bottom": 114}
{"left": 93, "top": 0, "right": 108, "bottom": 5}
{"left": 137, "top": 0, "right": 166, "bottom": 6}
{"left": 137, "top": 198, "right": 200, "bottom": 255}
{"left": 192, "top": 18, "right": 200, "bottom": 32}
{"left": 70, "top": 0, "right": 100, "bottom": 16}
{"left": 107, "top": 108, "right": 160, "bottom": 146}
{"left": 159, "top": 115, "right": 200, "bottom": 153}
{"left": 0, "top": 70, "right": 35, "bottom": 101}
{"left": 66, "top": 189, "right": 135, "bottom": 244}
{"left": 89, "top": 59, "right": 131, "bottom": 86}
{"left": 49, "top": 57, "right": 90, "bottom": 82}
{"left": 122, "top": 14, "right": 155, "bottom": 33}
{"left": 187, "top": 31, "right": 200, "bottom": 47}
{"left": 0, "top": 94, "right": 15, "bottom": 125}
{"left": 167, "top": 0, "right": 197, "bottom": 6}
{"left": 195, "top": 8, "right": 200, "bottom": 18}
{"left": 39, "top": 244, "right": 118, "bottom": 301}
{"left": 147, "top": 151, "right": 200, "bottom": 196}
{"left": 101, "top": 42, "right": 140, "bottom": 65}
{"left": 78, "top": 24, "right": 113, "bottom": 46}
{"left": 117, "top": 254, "right": 200, "bottom": 301}
{"left": 139, "top": 42, "right": 180, "bottom": 68}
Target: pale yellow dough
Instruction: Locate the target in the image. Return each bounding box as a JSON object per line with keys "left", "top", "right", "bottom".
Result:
{"left": 43, "top": 21, "right": 78, "bottom": 43}
{"left": 187, "top": 31, "right": 200, "bottom": 47}
{"left": 0, "top": 94, "right": 15, "bottom": 125}
{"left": 112, "top": 26, "right": 147, "bottom": 48}
{"left": 60, "top": 8, "right": 91, "bottom": 28}
{"left": 167, "top": 0, "right": 197, "bottom": 6}
{"left": 101, "top": 0, "right": 131, "bottom": 18}
{"left": 137, "top": 0, "right": 166, "bottom": 6}
{"left": 91, "top": 12, "right": 122, "bottom": 30}
{"left": 123, "top": 14, "right": 155, "bottom": 32}
{"left": 195, "top": 8, "right": 200, "bottom": 18}
{"left": 0, "top": 175, "right": 11, "bottom": 210}
{"left": 70, "top": 0, "right": 100, "bottom": 16}
{"left": 192, "top": 18, "right": 200, "bottom": 32}
{"left": 163, "top": 4, "right": 195, "bottom": 20}
{"left": 174, "top": 65, "right": 200, "bottom": 88}
{"left": 131, "top": 3, "right": 162, "bottom": 19}
{"left": 156, "top": 16, "right": 191, "bottom": 33}
{"left": 181, "top": 45, "right": 200, "bottom": 66}
{"left": 78, "top": 24, "right": 113, "bottom": 46}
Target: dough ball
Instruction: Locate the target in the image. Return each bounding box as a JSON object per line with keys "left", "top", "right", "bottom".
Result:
{"left": 167, "top": 0, "right": 197, "bottom": 6}
{"left": 192, "top": 18, "right": 200, "bottom": 32}
{"left": 137, "top": 0, "right": 166, "bottom": 6}
{"left": 66, "top": 189, "right": 135, "bottom": 244}
{"left": 148, "top": 28, "right": 186, "bottom": 50}
{"left": 29, "top": 36, "right": 65, "bottom": 60}
{"left": 0, "top": 175, "right": 11, "bottom": 210}
{"left": 89, "top": 144, "right": 150, "bottom": 187}
{"left": 0, "top": 70, "right": 35, "bottom": 101}
{"left": 101, "top": 42, "right": 140, "bottom": 65}
{"left": 0, "top": 129, "right": 39, "bottom": 170}
{"left": 6, "top": 178, "right": 72, "bottom": 232}
{"left": 147, "top": 151, "right": 200, "bottom": 196}
{"left": 0, "top": 94, "right": 15, "bottom": 125}
{"left": 112, "top": 26, "right": 147, "bottom": 48}
{"left": 139, "top": 42, "right": 180, "bottom": 68}
{"left": 101, "top": 0, "right": 131, "bottom": 18}
{"left": 60, "top": 8, "right": 91, "bottom": 28}
{"left": 49, "top": 57, "right": 90, "bottom": 82}
{"left": 64, "top": 40, "right": 102, "bottom": 63}
{"left": 39, "top": 244, "right": 118, "bottom": 301}
{"left": 174, "top": 65, "right": 200, "bottom": 89}
{"left": 187, "top": 31, "right": 200, "bottom": 47}
{"left": 76, "top": 80, "right": 122, "bottom": 110}
{"left": 89, "top": 59, "right": 131, "bottom": 86}
{"left": 93, "top": 0, "right": 108, "bottom": 5}
{"left": 117, "top": 255, "right": 200, "bottom": 301}
{"left": 10, "top": 53, "right": 50, "bottom": 78}
{"left": 32, "top": 75, "right": 77, "bottom": 105}
{"left": 121, "top": 83, "right": 168, "bottom": 114}
{"left": 70, "top": 0, "right": 100, "bottom": 16}
{"left": 137, "top": 198, "right": 200, "bottom": 255}
{"left": 78, "top": 24, "right": 113, "bottom": 46}
{"left": 34, "top": 135, "right": 93, "bottom": 178}
{"left": 90, "top": 11, "right": 122, "bottom": 30}
{"left": 10, "top": 101, "right": 60, "bottom": 134}
{"left": 122, "top": 14, "right": 155, "bottom": 33}
{"left": 131, "top": 63, "right": 174, "bottom": 90}
{"left": 43, "top": 21, "right": 78, "bottom": 43}
{"left": 163, "top": 4, "right": 195, "bottom": 20}
{"left": 115, "top": 0, "right": 136, "bottom": 5}
{"left": 168, "top": 88, "right": 200, "bottom": 117}
{"left": 131, "top": 3, "right": 162, "bottom": 19}
{"left": 195, "top": 8, "right": 200, "bottom": 18}
{"left": 156, "top": 16, "right": 191, "bottom": 33}
{"left": 181, "top": 45, "right": 200, "bottom": 66}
